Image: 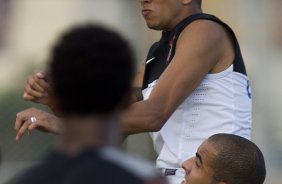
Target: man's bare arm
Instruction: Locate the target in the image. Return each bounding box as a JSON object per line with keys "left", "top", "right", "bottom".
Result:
{"left": 15, "top": 20, "right": 233, "bottom": 139}
{"left": 120, "top": 20, "right": 232, "bottom": 135}
{"left": 132, "top": 62, "right": 146, "bottom": 102}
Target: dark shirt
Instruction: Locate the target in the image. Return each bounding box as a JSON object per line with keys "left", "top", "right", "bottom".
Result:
{"left": 10, "top": 147, "right": 160, "bottom": 184}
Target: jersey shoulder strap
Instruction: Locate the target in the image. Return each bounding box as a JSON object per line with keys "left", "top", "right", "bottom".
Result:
{"left": 173, "top": 13, "right": 247, "bottom": 75}
{"left": 146, "top": 41, "right": 159, "bottom": 61}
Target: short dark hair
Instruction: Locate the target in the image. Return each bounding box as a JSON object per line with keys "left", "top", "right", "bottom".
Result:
{"left": 208, "top": 134, "right": 266, "bottom": 184}
{"left": 48, "top": 24, "right": 135, "bottom": 115}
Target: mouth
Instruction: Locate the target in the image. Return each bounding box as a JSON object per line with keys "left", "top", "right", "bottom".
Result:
{"left": 141, "top": 9, "right": 151, "bottom": 17}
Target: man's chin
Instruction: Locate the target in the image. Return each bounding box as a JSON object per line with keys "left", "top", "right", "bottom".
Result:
{"left": 146, "top": 23, "right": 162, "bottom": 31}
{"left": 148, "top": 26, "right": 162, "bottom": 31}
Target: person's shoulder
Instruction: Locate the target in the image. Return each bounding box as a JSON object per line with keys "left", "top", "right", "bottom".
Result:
{"left": 69, "top": 147, "right": 166, "bottom": 184}
{"left": 176, "top": 18, "right": 228, "bottom": 54}
{"left": 184, "top": 19, "right": 226, "bottom": 40}
{"left": 5, "top": 162, "right": 53, "bottom": 184}
{"left": 99, "top": 147, "right": 161, "bottom": 180}
{"left": 5, "top": 151, "right": 66, "bottom": 184}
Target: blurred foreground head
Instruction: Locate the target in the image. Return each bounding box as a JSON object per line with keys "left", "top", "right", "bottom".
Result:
{"left": 48, "top": 25, "right": 135, "bottom": 116}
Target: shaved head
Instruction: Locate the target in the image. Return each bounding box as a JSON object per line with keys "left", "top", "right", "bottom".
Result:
{"left": 208, "top": 134, "right": 266, "bottom": 184}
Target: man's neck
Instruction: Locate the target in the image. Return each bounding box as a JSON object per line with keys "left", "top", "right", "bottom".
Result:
{"left": 165, "top": 7, "right": 202, "bottom": 31}
{"left": 57, "top": 115, "right": 121, "bottom": 155}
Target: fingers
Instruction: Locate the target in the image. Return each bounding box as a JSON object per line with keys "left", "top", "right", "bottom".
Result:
{"left": 29, "top": 73, "right": 45, "bottom": 92}
{"left": 15, "top": 112, "right": 24, "bottom": 132}
{"left": 14, "top": 108, "right": 61, "bottom": 141}
{"left": 23, "top": 84, "right": 48, "bottom": 100}
{"left": 34, "top": 70, "right": 50, "bottom": 91}
{"left": 23, "top": 70, "right": 50, "bottom": 101}
{"left": 28, "top": 123, "right": 37, "bottom": 134}
{"left": 15, "top": 108, "right": 38, "bottom": 141}
{"left": 15, "top": 114, "right": 34, "bottom": 141}
{"left": 16, "top": 119, "right": 33, "bottom": 141}
{"left": 35, "top": 70, "right": 46, "bottom": 79}
{"left": 22, "top": 93, "right": 36, "bottom": 101}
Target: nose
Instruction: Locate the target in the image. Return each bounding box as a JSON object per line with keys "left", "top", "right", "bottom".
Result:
{"left": 182, "top": 157, "right": 195, "bottom": 174}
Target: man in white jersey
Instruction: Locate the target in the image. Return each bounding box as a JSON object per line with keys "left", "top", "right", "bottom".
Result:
{"left": 15, "top": 0, "right": 252, "bottom": 183}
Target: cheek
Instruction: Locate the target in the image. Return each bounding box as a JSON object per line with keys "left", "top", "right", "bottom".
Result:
{"left": 187, "top": 169, "right": 213, "bottom": 184}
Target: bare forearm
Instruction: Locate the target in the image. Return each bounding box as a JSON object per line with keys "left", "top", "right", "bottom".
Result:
{"left": 131, "top": 87, "right": 143, "bottom": 102}
{"left": 120, "top": 100, "right": 164, "bottom": 136}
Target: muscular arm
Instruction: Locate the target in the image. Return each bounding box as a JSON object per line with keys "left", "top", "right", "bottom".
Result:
{"left": 131, "top": 62, "right": 146, "bottom": 102}
{"left": 121, "top": 20, "right": 231, "bottom": 135}
{"left": 15, "top": 21, "right": 233, "bottom": 140}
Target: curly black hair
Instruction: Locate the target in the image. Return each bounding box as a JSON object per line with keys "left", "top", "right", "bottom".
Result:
{"left": 48, "top": 24, "right": 135, "bottom": 115}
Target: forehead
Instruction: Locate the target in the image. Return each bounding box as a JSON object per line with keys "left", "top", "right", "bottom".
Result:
{"left": 197, "top": 140, "right": 218, "bottom": 166}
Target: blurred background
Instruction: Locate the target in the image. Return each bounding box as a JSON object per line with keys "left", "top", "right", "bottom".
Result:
{"left": 0, "top": 0, "right": 281, "bottom": 183}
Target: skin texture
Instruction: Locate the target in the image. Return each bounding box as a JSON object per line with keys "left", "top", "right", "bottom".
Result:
{"left": 15, "top": 108, "right": 63, "bottom": 140}
{"left": 181, "top": 134, "right": 266, "bottom": 184}
{"left": 182, "top": 140, "right": 222, "bottom": 184}
{"left": 141, "top": 0, "right": 190, "bottom": 30}
{"left": 120, "top": 16, "right": 234, "bottom": 134}
{"left": 15, "top": 0, "right": 235, "bottom": 140}
{"left": 23, "top": 70, "right": 52, "bottom": 105}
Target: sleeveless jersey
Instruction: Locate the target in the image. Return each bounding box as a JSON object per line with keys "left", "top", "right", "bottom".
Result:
{"left": 142, "top": 13, "right": 252, "bottom": 173}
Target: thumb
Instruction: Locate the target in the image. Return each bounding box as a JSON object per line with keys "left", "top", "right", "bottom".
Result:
{"left": 35, "top": 71, "right": 47, "bottom": 79}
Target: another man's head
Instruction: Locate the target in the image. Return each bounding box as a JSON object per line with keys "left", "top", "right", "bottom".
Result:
{"left": 182, "top": 133, "right": 266, "bottom": 184}
{"left": 48, "top": 25, "right": 135, "bottom": 116}
{"left": 139, "top": 0, "right": 202, "bottom": 30}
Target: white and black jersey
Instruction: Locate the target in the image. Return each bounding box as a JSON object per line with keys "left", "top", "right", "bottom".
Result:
{"left": 142, "top": 13, "right": 252, "bottom": 184}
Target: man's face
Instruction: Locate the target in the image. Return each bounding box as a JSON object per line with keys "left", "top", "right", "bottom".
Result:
{"left": 182, "top": 140, "right": 219, "bottom": 184}
{"left": 139, "top": 0, "right": 184, "bottom": 30}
